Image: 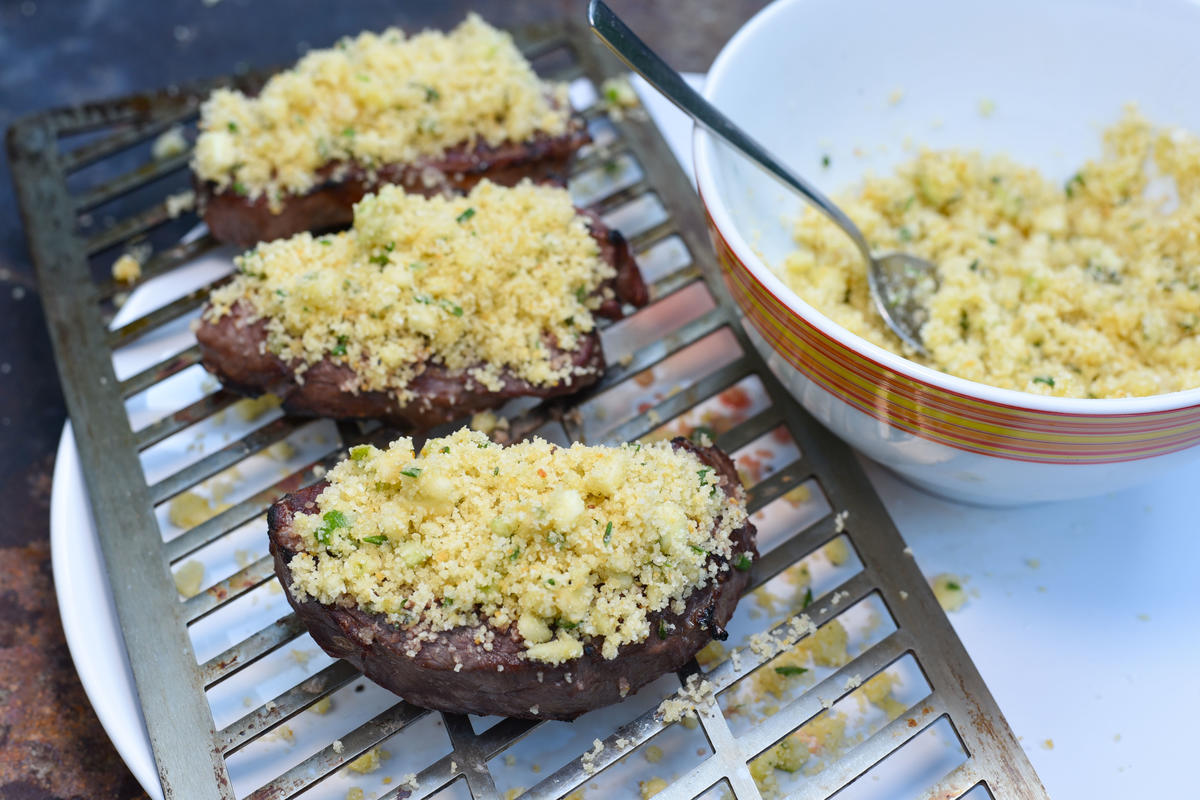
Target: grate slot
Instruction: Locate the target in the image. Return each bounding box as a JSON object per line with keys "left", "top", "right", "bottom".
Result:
{"left": 218, "top": 660, "right": 361, "bottom": 755}
{"left": 134, "top": 389, "right": 239, "bottom": 451}
{"left": 119, "top": 343, "right": 203, "bottom": 397}
{"left": 74, "top": 151, "right": 190, "bottom": 212}
{"left": 148, "top": 416, "right": 301, "bottom": 505}
{"left": 598, "top": 356, "right": 756, "bottom": 445}
{"left": 201, "top": 613, "right": 307, "bottom": 687}
{"left": 100, "top": 235, "right": 221, "bottom": 303}
{"left": 84, "top": 199, "right": 174, "bottom": 255}
{"left": 164, "top": 457, "right": 331, "bottom": 563}
{"left": 244, "top": 702, "right": 430, "bottom": 800}
{"left": 108, "top": 279, "right": 224, "bottom": 347}
{"left": 8, "top": 17, "right": 1045, "bottom": 800}
{"left": 184, "top": 555, "right": 276, "bottom": 624}
{"left": 785, "top": 695, "right": 946, "bottom": 800}
{"left": 60, "top": 107, "right": 198, "bottom": 172}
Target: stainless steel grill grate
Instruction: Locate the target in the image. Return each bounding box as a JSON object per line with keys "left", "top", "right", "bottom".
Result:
{"left": 9, "top": 19, "right": 1047, "bottom": 800}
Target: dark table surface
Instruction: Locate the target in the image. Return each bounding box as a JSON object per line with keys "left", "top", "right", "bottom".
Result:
{"left": 0, "top": 1, "right": 766, "bottom": 797}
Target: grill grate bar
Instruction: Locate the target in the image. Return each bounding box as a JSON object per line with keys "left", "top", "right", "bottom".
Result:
{"left": 84, "top": 198, "right": 174, "bottom": 255}
{"left": 101, "top": 233, "right": 221, "bottom": 303}
{"left": 738, "top": 630, "right": 914, "bottom": 759}
{"left": 626, "top": 217, "right": 677, "bottom": 251}
{"left": 920, "top": 761, "right": 987, "bottom": 800}
{"left": 745, "top": 458, "right": 814, "bottom": 513}
{"left": 134, "top": 389, "right": 238, "bottom": 451}
{"left": 201, "top": 613, "right": 306, "bottom": 687}
{"left": 147, "top": 415, "right": 301, "bottom": 505}
{"left": 218, "top": 659, "right": 361, "bottom": 755}
{"left": 60, "top": 106, "right": 199, "bottom": 172}
{"left": 107, "top": 279, "right": 226, "bottom": 348}
{"left": 245, "top": 702, "right": 430, "bottom": 800}
{"left": 591, "top": 178, "right": 651, "bottom": 214}
{"left": 443, "top": 714, "right": 505, "bottom": 799}
{"left": 74, "top": 151, "right": 190, "bottom": 212}
{"left": 714, "top": 405, "right": 785, "bottom": 454}
{"left": 647, "top": 265, "right": 702, "bottom": 302}
{"left": 744, "top": 516, "right": 840, "bottom": 595}
{"left": 184, "top": 554, "right": 276, "bottom": 624}
{"left": 598, "top": 356, "right": 756, "bottom": 445}
{"left": 119, "top": 343, "right": 203, "bottom": 397}
{"left": 786, "top": 693, "right": 946, "bottom": 800}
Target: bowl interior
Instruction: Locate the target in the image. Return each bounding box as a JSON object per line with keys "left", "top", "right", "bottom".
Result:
{"left": 697, "top": 0, "right": 1200, "bottom": 408}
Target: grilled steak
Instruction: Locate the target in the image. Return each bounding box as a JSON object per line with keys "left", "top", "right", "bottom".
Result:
{"left": 267, "top": 438, "right": 756, "bottom": 720}
{"left": 199, "top": 122, "right": 590, "bottom": 248}
{"left": 194, "top": 212, "right": 647, "bottom": 431}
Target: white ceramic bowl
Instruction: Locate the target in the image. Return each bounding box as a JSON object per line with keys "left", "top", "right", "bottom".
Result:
{"left": 694, "top": 0, "right": 1200, "bottom": 504}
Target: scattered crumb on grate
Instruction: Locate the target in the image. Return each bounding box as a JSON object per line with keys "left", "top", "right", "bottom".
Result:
{"left": 639, "top": 777, "right": 668, "bottom": 798}
{"left": 172, "top": 559, "right": 205, "bottom": 598}
{"left": 347, "top": 746, "right": 390, "bottom": 773}
{"left": 930, "top": 574, "right": 968, "bottom": 612}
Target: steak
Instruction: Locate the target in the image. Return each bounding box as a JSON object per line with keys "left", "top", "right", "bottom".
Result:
{"left": 194, "top": 213, "right": 647, "bottom": 431}
{"left": 267, "top": 438, "right": 757, "bottom": 720}
{"left": 199, "top": 122, "right": 591, "bottom": 248}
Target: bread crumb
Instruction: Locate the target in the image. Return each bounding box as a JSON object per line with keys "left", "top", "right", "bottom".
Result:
{"left": 1024, "top": 557, "right": 1041, "bottom": 569}
{"left": 930, "top": 574, "right": 967, "bottom": 612}
{"left": 639, "top": 777, "right": 668, "bottom": 798}
{"left": 111, "top": 253, "right": 142, "bottom": 284}
{"left": 232, "top": 393, "right": 281, "bottom": 421}
{"left": 165, "top": 189, "right": 196, "bottom": 218}
{"left": 833, "top": 510, "right": 849, "bottom": 533}
{"left": 503, "top": 789, "right": 524, "bottom": 800}
{"left": 173, "top": 560, "right": 205, "bottom": 598}
{"left": 887, "top": 88, "right": 904, "bottom": 106}
{"left": 267, "top": 440, "right": 296, "bottom": 461}
{"left": 152, "top": 125, "right": 188, "bottom": 160}
{"left": 644, "top": 745, "right": 664, "bottom": 764}
{"left": 504, "top": 754, "right": 516, "bottom": 767}
{"left": 1041, "top": 738, "right": 1054, "bottom": 750}
{"left": 346, "top": 789, "right": 364, "bottom": 800}
{"left": 332, "top": 739, "right": 345, "bottom": 754}
{"left": 309, "top": 696, "right": 332, "bottom": 715}
{"left": 581, "top": 738, "right": 604, "bottom": 776}
{"left": 822, "top": 537, "right": 850, "bottom": 566}
{"left": 979, "top": 97, "right": 996, "bottom": 117}
{"left": 347, "top": 746, "right": 390, "bottom": 773}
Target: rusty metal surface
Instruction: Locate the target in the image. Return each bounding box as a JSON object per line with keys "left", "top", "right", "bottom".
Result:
{"left": 7, "top": 16, "right": 1047, "bottom": 800}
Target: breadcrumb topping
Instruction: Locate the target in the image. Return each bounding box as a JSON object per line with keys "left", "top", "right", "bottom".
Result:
{"left": 783, "top": 108, "right": 1200, "bottom": 398}
{"left": 205, "top": 180, "right": 612, "bottom": 400}
{"left": 193, "top": 14, "right": 569, "bottom": 204}
{"left": 286, "top": 429, "right": 749, "bottom": 663}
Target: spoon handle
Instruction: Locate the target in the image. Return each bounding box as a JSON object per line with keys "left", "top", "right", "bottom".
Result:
{"left": 587, "top": 0, "right": 871, "bottom": 260}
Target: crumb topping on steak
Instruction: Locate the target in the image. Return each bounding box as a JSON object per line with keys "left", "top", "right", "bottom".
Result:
{"left": 193, "top": 14, "right": 570, "bottom": 206}
{"left": 283, "top": 429, "right": 753, "bottom": 664}
{"left": 203, "top": 180, "right": 617, "bottom": 402}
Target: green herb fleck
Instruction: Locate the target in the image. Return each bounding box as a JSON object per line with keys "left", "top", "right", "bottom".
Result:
{"left": 697, "top": 467, "right": 712, "bottom": 486}
{"left": 559, "top": 619, "right": 578, "bottom": 630}
{"left": 331, "top": 335, "right": 348, "bottom": 356}
{"left": 509, "top": 546, "right": 521, "bottom": 561}
{"left": 439, "top": 299, "right": 464, "bottom": 317}
{"left": 318, "top": 238, "right": 332, "bottom": 246}
{"left": 574, "top": 286, "right": 588, "bottom": 303}
{"left": 603, "top": 521, "right": 613, "bottom": 545}
{"left": 986, "top": 235, "right": 998, "bottom": 245}
{"left": 400, "top": 467, "right": 422, "bottom": 478}
{"left": 275, "top": 289, "right": 287, "bottom": 298}
{"left": 902, "top": 195, "right": 915, "bottom": 212}
{"left": 1032, "top": 376, "right": 1056, "bottom": 388}
{"left": 898, "top": 226, "right": 913, "bottom": 242}
{"left": 690, "top": 425, "right": 716, "bottom": 444}
{"left": 821, "top": 154, "right": 831, "bottom": 168}
{"left": 733, "top": 553, "right": 753, "bottom": 571}
{"left": 456, "top": 207, "right": 475, "bottom": 223}
{"left": 350, "top": 444, "right": 372, "bottom": 461}
{"left": 232, "top": 181, "right": 248, "bottom": 197}
{"left": 968, "top": 259, "right": 980, "bottom": 272}
{"left": 422, "top": 85, "right": 440, "bottom": 102}
{"left": 360, "top": 534, "right": 388, "bottom": 545}
{"left": 315, "top": 509, "right": 350, "bottom": 544}
{"left": 1065, "top": 171, "right": 1086, "bottom": 198}
{"left": 342, "top": 127, "right": 356, "bottom": 137}
{"left": 658, "top": 618, "right": 670, "bottom": 638}
{"left": 801, "top": 587, "right": 814, "bottom": 609}
{"left": 945, "top": 580, "right": 962, "bottom": 591}
{"left": 690, "top": 545, "right": 708, "bottom": 556}
{"left": 369, "top": 253, "right": 389, "bottom": 266}
{"left": 227, "top": 121, "right": 239, "bottom": 133}
{"left": 493, "top": 466, "right": 500, "bottom": 476}
{"left": 547, "top": 578, "right": 556, "bottom": 586}
{"left": 774, "top": 666, "right": 809, "bottom": 677}
{"left": 441, "top": 597, "right": 454, "bottom": 607}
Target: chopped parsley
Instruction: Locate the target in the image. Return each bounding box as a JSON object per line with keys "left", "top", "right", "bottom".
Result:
{"left": 399, "top": 467, "right": 422, "bottom": 478}
{"left": 314, "top": 509, "right": 350, "bottom": 544}
{"left": 603, "top": 521, "right": 613, "bottom": 545}
{"left": 944, "top": 580, "right": 962, "bottom": 591}
{"left": 227, "top": 121, "right": 239, "bottom": 133}
{"left": 690, "top": 545, "right": 708, "bottom": 556}
{"left": 422, "top": 85, "right": 440, "bottom": 102}
{"left": 801, "top": 587, "right": 814, "bottom": 609}
{"left": 546, "top": 577, "right": 556, "bottom": 586}
{"left": 968, "top": 258, "right": 980, "bottom": 272}
{"left": 232, "top": 181, "right": 248, "bottom": 196}
{"left": 690, "top": 425, "right": 716, "bottom": 444}
{"left": 360, "top": 534, "right": 388, "bottom": 545}
{"left": 697, "top": 467, "right": 712, "bottom": 486}
{"left": 369, "top": 253, "right": 389, "bottom": 266}
{"left": 331, "top": 335, "right": 349, "bottom": 356}
{"left": 456, "top": 207, "right": 476, "bottom": 223}
{"left": 440, "top": 446, "right": 451, "bottom": 453}
{"left": 493, "top": 466, "right": 500, "bottom": 476}
{"left": 733, "top": 553, "right": 753, "bottom": 571}
{"left": 318, "top": 238, "right": 332, "bottom": 246}
{"left": 574, "top": 285, "right": 588, "bottom": 303}
{"left": 342, "top": 127, "right": 356, "bottom": 137}
{"left": 1065, "top": 171, "right": 1086, "bottom": 198}
{"left": 898, "top": 226, "right": 913, "bottom": 242}
{"left": 509, "top": 546, "right": 521, "bottom": 561}
{"left": 821, "top": 154, "right": 831, "bottom": 168}
{"left": 774, "top": 666, "right": 808, "bottom": 677}
{"left": 439, "top": 298, "right": 464, "bottom": 317}
{"left": 1032, "top": 376, "right": 1056, "bottom": 388}
{"left": 658, "top": 618, "right": 670, "bottom": 638}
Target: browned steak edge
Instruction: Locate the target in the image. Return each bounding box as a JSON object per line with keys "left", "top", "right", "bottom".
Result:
{"left": 199, "top": 122, "right": 591, "bottom": 247}
{"left": 194, "top": 216, "right": 647, "bottom": 431}
{"left": 267, "top": 438, "right": 756, "bottom": 720}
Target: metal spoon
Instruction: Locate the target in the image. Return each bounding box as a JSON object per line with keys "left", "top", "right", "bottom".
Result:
{"left": 587, "top": 0, "right": 937, "bottom": 355}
